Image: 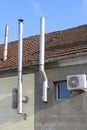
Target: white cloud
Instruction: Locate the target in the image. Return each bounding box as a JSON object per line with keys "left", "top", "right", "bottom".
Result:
{"left": 32, "top": 1, "right": 42, "bottom": 16}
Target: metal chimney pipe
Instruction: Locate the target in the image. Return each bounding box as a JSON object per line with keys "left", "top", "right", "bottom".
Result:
{"left": 3, "top": 25, "right": 8, "bottom": 61}
{"left": 18, "top": 19, "right": 23, "bottom": 114}
{"left": 39, "top": 17, "right": 48, "bottom": 102}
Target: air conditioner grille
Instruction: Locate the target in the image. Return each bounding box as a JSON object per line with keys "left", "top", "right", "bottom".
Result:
{"left": 68, "top": 76, "right": 79, "bottom": 88}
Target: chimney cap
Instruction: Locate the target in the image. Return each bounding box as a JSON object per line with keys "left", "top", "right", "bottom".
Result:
{"left": 18, "top": 19, "right": 24, "bottom": 22}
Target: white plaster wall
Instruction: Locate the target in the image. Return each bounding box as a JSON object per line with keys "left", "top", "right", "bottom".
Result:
{"left": 0, "top": 73, "right": 34, "bottom": 130}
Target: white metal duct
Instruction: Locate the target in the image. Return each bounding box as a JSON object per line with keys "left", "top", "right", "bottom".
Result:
{"left": 3, "top": 25, "right": 8, "bottom": 61}
{"left": 18, "top": 19, "right": 23, "bottom": 114}
{"left": 39, "top": 17, "right": 48, "bottom": 102}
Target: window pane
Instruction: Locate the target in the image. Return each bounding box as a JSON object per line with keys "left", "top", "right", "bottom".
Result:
{"left": 55, "top": 81, "right": 71, "bottom": 100}
{"left": 59, "top": 82, "right": 71, "bottom": 99}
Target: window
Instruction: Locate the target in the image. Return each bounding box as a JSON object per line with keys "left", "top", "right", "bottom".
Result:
{"left": 55, "top": 81, "right": 71, "bottom": 100}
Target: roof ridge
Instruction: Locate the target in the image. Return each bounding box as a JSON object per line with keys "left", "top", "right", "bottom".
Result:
{"left": 46, "top": 24, "right": 87, "bottom": 35}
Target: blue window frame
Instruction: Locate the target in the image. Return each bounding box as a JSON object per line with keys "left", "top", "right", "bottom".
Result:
{"left": 55, "top": 81, "right": 71, "bottom": 100}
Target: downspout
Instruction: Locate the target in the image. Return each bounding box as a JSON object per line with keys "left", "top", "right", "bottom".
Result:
{"left": 39, "top": 17, "right": 48, "bottom": 102}
{"left": 3, "top": 25, "right": 8, "bottom": 61}
{"left": 17, "top": 19, "right": 23, "bottom": 114}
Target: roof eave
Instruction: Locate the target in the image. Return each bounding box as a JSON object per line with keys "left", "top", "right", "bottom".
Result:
{"left": 0, "top": 52, "right": 87, "bottom": 72}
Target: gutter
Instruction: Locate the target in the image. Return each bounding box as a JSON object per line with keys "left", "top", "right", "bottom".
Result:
{"left": 1, "top": 52, "right": 87, "bottom": 72}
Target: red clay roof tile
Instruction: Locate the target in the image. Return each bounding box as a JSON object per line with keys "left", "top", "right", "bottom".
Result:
{"left": 0, "top": 24, "right": 87, "bottom": 69}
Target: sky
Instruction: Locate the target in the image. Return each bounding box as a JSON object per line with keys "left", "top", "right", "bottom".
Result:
{"left": 0, "top": 0, "right": 87, "bottom": 44}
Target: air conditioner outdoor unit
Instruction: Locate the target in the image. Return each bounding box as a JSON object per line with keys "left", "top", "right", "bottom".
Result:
{"left": 67, "top": 74, "right": 87, "bottom": 91}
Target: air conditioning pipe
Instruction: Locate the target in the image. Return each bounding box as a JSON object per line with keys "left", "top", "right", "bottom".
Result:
{"left": 3, "top": 25, "right": 8, "bottom": 61}
{"left": 18, "top": 19, "right": 23, "bottom": 114}
{"left": 39, "top": 17, "right": 48, "bottom": 102}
